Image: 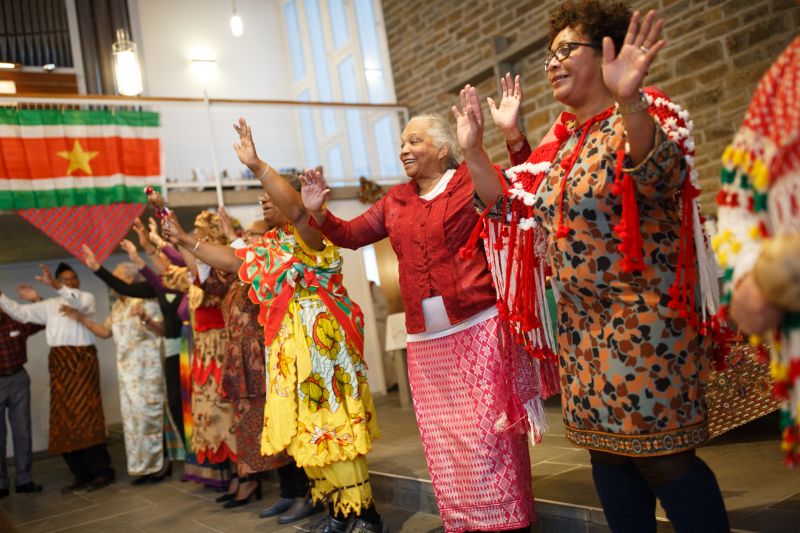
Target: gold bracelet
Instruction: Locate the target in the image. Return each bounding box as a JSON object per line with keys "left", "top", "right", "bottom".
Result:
{"left": 257, "top": 163, "right": 270, "bottom": 180}
{"left": 616, "top": 94, "right": 648, "bottom": 115}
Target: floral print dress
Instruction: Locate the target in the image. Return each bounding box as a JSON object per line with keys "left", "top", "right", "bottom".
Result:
{"left": 107, "top": 297, "right": 165, "bottom": 475}
{"left": 532, "top": 111, "right": 712, "bottom": 456}
{"left": 236, "top": 225, "right": 379, "bottom": 467}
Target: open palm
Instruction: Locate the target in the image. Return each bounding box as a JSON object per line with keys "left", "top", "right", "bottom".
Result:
{"left": 300, "top": 168, "right": 330, "bottom": 212}
{"left": 487, "top": 73, "right": 523, "bottom": 131}
{"left": 232, "top": 117, "right": 260, "bottom": 169}
{"left": 451, "top": 84, "right": 485, "bottom": 153}
{"left": 602, "top": 10, "right": 666, "bottom": 101}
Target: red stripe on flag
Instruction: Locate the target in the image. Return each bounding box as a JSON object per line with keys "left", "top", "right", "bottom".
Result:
{"left": 0, "top": 137, "right": 161, "bottom": 179}
{"left": 18, "top": 203, "right": 146, "bottom": 264}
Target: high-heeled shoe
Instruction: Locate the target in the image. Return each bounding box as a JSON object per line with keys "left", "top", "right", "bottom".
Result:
{"left": 148, "top": 462, "right": 172, "bottom": 484}
{"left": 222, "top": 478, "right": 262, "bottom": 509}
{"left": 215, "top": 477, "right": 239, "bottom": 503}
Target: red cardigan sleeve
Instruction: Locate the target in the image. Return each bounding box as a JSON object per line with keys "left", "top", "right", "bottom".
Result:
{"left": 311, "top": 195, "right": 390, "bottom": 249}
{"left": 508, "top": 138, "right": 533, "bottom": 166}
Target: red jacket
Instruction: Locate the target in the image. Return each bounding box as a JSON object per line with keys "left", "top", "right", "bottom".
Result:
{"left": 313, "top": 163, "right": 496, "bottom": 334}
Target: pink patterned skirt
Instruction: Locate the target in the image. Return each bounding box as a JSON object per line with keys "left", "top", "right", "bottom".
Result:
{"left": 406, "top": 316, "right": 536, "bottom": 532}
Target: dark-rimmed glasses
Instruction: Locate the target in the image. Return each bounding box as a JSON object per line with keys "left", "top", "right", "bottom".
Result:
{"left": 544, "top": 41, "right": 600, "bottom": 71}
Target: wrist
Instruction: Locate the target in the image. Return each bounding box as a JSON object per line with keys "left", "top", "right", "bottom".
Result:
{"left": 253, "top": 161, "right": 269, "bottom": 179}
{"left": 502, "top": 127, "right": 525, "bottom": 145}
{"left": 615, "top": 91, "right": 648, "bottom": 115}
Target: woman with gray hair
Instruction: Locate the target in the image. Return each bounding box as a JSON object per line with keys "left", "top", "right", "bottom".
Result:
{"left": 301, "top": 113, "right": 559, "bottom": 533}
{"left": 61, "top": 252, "right": 168, "bottom": 484}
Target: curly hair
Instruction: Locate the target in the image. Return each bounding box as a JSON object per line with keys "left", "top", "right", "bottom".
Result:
{"left": 548, "top": 0, "right": 631, "bottom": 53}
{"left": 193, "top": 210, "right": 226, "bottom": 245}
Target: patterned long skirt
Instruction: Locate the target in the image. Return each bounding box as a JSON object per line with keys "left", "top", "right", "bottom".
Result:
{"left": 48, "top": 345, "right": 106, "bottom": 454}
{"left": 406, "top": 317, "right": 536, "bottom": 533}
{"left": 235, "top": 396, "right": 291, "bottom": 476}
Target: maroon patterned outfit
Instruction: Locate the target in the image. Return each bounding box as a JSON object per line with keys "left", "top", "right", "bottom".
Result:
{"left": 222, "top": 280, "right": 291, "bottom": 476}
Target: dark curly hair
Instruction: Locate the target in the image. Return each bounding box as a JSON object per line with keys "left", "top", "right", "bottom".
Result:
{"left": 548, "top": 0, "right": 632, "bottom": 53}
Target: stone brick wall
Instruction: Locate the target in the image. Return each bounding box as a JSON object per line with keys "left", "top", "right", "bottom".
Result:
{"left": 381, "top": 0, "right": 800, "bottom": 212}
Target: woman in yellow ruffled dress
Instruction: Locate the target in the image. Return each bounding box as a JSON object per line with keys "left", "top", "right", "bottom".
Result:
{"left": 162, "top": 117, "right": 382, "bottom": 533}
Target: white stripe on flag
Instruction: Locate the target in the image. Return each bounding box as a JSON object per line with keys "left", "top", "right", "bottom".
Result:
{"left": 0, "top": 124, "right": 161, "bottom": 140}
{"left": 0, "top": 175, "right": 163, "bottom": 191}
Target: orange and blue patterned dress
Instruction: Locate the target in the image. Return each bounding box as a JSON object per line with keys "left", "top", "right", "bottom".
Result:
{"left": 515, "top": 110, "right": 712, "bottom": 456}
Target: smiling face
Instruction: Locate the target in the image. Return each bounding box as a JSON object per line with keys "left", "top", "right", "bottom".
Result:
{"left": 398, "top": 119, "right": 448, "bottom": 181}
{"left": 546, "top": 26, "right": 606, "bottom": 110}
{"left": 56, "top": 269, "right": 80, "bottom": 289}
{"left": 258, "top": 192, "right": 289, "bottom": 228}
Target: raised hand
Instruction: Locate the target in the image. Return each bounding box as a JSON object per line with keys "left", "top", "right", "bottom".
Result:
{"left": 59, "top": 304, "right": 82, "bottom": 321}
{"left": 119, "top": 239, "right": 141, "bottom": 261}
{"left": 35, "top": 264, "right": 55, "bottom": 288}
{"left": 147, "top": 217, "right": 166, "bottom": 249}
{"left": 81, "top": 244, "right": 100, "bottom": 271}
{"left": 451, "top": 84, "right": 485, "bottom": 154}
{"left": 300, "top": 168, "right": 330, "bottom": 213}
{"left": 162, "top": 211, "right": 189, "bottom": 247}
{"left": 232, "top": 117, "right": 260, "bottom": 170}
{"left": 218, "top": 206, "right": 238, "bottom": 242}
{"left": 487, "top": 73, "right": 524, "bottom": 136}
{"left": 16, "top": 284, "right": 41, "bottom": 302}
{"left": 602, "top": 10, "right": 666, "bottom": 102}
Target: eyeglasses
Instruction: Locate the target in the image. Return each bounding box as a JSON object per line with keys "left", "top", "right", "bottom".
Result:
{"left": 544, "top": 41, "right": 600, "bottom": 71}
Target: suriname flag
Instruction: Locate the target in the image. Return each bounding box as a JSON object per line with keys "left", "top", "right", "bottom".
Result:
{"left": 0, "top": 108, "right": 163, "bottom": 262}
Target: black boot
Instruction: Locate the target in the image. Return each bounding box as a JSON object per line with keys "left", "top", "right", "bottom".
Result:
{"left": 308, "top": 513, "right": 350, "bottom": 533}
{"left": 591, "top": 460, "right": 657, "bottom": 533}
{"left": 349, "top": 517, "right": 387, "bottom": 532}
{"left": 653, "top": 458, "right": 730, "bottom": 533}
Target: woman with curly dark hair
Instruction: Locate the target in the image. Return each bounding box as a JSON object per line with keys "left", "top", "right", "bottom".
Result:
{"left": 454, "top": 1, "right": 730, "bottom": 531}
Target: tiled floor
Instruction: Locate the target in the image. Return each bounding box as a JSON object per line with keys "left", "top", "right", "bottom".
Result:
{"left": 1, "top": 393, "right": 798, "bottom": 532}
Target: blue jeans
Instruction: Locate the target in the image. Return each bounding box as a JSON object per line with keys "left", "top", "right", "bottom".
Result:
{"left": 0, "top": 368, "right": 34, "bottom": 489}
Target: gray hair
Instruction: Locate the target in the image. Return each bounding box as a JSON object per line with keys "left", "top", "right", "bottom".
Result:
{"left": 407, "top": 113, "right": 462, "bottom": 169}
{"left": 114, "top": 262, "right": 142, "bottom": 282}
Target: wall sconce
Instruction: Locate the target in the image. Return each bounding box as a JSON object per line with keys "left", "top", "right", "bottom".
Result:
{"left": 190, "top": 57, "right": 218, "bottom": 83}
{"left": 112, "top": 28, "right": 144, "bottom": 96}
{"left": 230, "top": 0, "right": 243, "bottom": 37}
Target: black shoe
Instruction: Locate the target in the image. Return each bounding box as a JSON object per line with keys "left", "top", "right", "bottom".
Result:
{"left": 259, "top": 496, "right": 295, "bottom": 518}
{"left": 348, "top": 518, "right": 387, "bottom": 533}
{"left": 131, "top": 475, "right": 151, "bottom": 486}
{"left": 309, "top": 514, "right": 350, "bottom": 533}
{"left": 277, "top": 495, "right": 324, "bottom": 524}
{"left": 148, "top": 463, "right": 172, "bottom": 484}
{"left": 222, "top": 480, "right": 261, "bottom": 509}
{"left": 215, "top": 492, "right": 236, "bottom": 503}
{"left": 86, "top": 475, "right": 115, "bottom": 492}
{"left": 15, "top": 482, "right": 42, "bottom": 494}
{"left": 0, "top": 488, "right": 8, "bottom": 499}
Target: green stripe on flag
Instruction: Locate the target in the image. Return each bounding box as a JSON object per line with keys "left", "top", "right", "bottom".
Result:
{"left": 0, "top": 108, "right": 160, "bottom": 127}
{"left": 0, "top": 185, "right": 161, "bottom": 209}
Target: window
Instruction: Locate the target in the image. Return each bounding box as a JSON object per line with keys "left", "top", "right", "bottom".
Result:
{"left": 280, "top": 0, "right": 403, "bottom": 185}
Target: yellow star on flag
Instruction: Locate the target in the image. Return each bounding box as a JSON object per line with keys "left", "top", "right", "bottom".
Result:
{"left": 56, "top": 140, "right": 100, "bottom": 175}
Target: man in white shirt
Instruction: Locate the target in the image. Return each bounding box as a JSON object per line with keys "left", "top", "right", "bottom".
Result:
{"left": 0, "top": 263, "right": 114, "bottom": 493}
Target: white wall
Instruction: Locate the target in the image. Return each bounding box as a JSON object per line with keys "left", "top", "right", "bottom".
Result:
{"left": 1, "top": 255, "right": 130, "bottom": 456}
{"left": 132, "top": 0, "right": 293, "bottom": 100}
{"left": 227, "top": 200, "right": 388, "bottom": 396}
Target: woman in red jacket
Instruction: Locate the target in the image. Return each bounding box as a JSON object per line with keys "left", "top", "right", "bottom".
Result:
{"left": 301, "top": 113, "right": 558, "bottom": 533}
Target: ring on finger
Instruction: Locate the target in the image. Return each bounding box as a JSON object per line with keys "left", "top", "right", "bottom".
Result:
{"left": 640, "top": 45, "right": 649, "bottom": 53}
